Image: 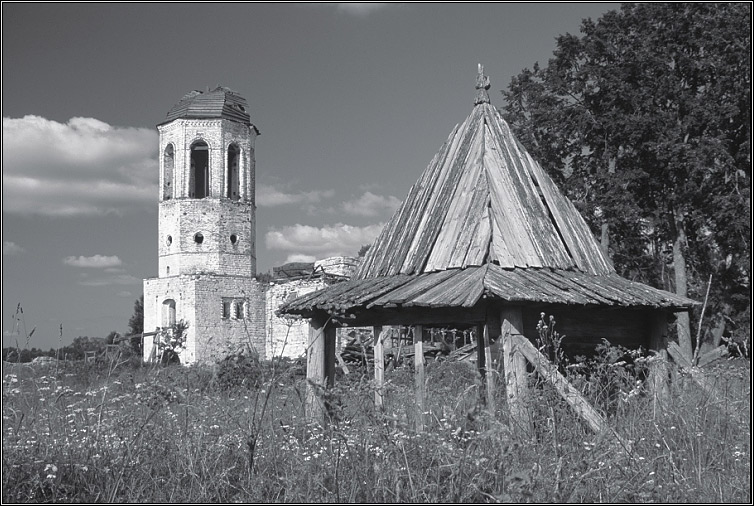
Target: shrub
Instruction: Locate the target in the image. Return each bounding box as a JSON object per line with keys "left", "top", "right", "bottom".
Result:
{"left": 216, "top": 352, "right": 262, "bottom": 391}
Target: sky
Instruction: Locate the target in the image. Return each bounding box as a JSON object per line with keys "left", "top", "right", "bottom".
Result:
{"left": 2, "top": 2, "right": 619, "bottom": 349}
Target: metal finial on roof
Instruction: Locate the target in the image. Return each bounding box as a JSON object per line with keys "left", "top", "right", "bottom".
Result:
{"left": 474, "top": 63, "right": 491, "bottom": 105}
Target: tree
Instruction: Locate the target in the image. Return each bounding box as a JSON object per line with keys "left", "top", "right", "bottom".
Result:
{"left": 127, "top": 295, "right": 144, "bottom": 355}
{"left": 357, "top": 244, "right": 371, "bottom": 258}
{"left": 128, "top": 295, "right": 144, "bottom": 335}
{"left": 503, "top": 3, "right": 751, "bottom": 359}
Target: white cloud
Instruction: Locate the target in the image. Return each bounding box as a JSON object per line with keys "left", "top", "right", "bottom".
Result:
{"left": 285, "top": 254, "right": 317, "bottom": 263}
{"left": 342, "top": 191, "right": 401, "bottom": 217}
{"left": 63, "top": 254, "right": 123, "bottom": 269}
{"left": 257, "top": 184, "right": 334, "bottom": 208}
{"left": 266, "top": 222, "right": 384, "bottom": 260}
{"left": 3, "top": 241, "right": 24, "bottom": 256}
{"left": 78, "top": 274, "right": 140, "bottom": 287}
{"left": 2, "top": 115, "right": 157, "bottom": 217}
{"left": 117, "top": 291, "right": 133, "bottom": 298}
{"left": 335, "top": 3, "right": 392, "bottom": 16}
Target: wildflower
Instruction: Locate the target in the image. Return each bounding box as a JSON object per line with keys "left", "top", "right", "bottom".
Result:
{"left": 44, "top": 463, "right": 57, "bottom": 480}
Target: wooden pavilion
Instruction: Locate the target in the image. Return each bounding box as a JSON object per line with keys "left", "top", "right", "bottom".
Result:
{"left": 280, "top": 65, "right": 698, "bottom": 431}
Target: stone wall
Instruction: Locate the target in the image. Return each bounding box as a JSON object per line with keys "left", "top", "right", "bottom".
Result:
{"left": 265, "top": 279, "right": 326, "bottom": 360}
{"left": 143, "top": 274, "right": 265, "bottom": 365}
{"left": 158, "top": 198, "right": 255, "bottom": 277}
{"left": 314, "top": 256, "right": 359, "bottom": 278}
{"left": 193, "top": 275, "right": 266, "bottom": 363}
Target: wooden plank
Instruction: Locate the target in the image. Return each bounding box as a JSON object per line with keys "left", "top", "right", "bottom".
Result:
{"left": 487, "top": 109, "right": 575, "bottom": 269}
{"left": 521, "top": 145, "right": 613, "bottom": 276}
{"left": 403, "top": 111, "right": 484, "bottom": 274}
{"left": 484, "top": 322, "right": 496, "bottom": 411}
{"left": 500, "top": 307, "right": 530, "bottom": 435}
{"left": 375, "top": 119, "right": 465, "bottom": 277}
{"left": 511, "top": 333, "right": 621, "bottom": 441}
{"left": 485, "top": 128, "right": 538, "bottom": 268}
{"left": 463, "top": 197, "right": 492, "bottom": 267}
{"left": 410, "top": 268, "right": 479, "bottom": 307}
{"left": 448, "top": 165, "right": 490, "bottom": 268}
{"left": 424, "top": 129, "right": 488, "bottom": 271}
{"left": 306, "top": 315, "right": 327, "bottom": 422}
{"left": 414, "top": 325, "right": 425, "bottom": 432}
{"left": 325, "top": 325, "right": 336, "bottom": 390}
{"left": 335, "top": 351, "right": 350, "bottom": 375}
{"left": 485, "top": 265, "right": 544, "bottom": 301}
{"left": 647, "top": 313, "right": 670, "bottom": 412}
{"left": 368, "top": 270, "right": 457, "bottom": 307}
{"left": 374, "top": 326, "right": 385, "bottom": 410}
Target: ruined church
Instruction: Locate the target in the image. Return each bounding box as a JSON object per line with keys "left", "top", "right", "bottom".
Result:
{"left": 142, "top": 87, "right": 356, "bottom": 365}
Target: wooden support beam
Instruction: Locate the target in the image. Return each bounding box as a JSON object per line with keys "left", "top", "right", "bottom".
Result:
{"left": 306, "top": 315, "right": 327, "bottom": 422}
{"left": 647, "top": 312, "right": 670, "bottom": 411}
{"left": 476, "top": 323, "right": 486, "bottom": 405}
{"left": 484, "top": 322, "right": 496, "bottom": 412}
{"left": 324, "top": 325, "right": 336, "bottom": 389}
{"left": 374, "top": 325, "right": 385, "bottom": 410}
{"left": 511, "top": 334, "right": 620, "bottom": 442}
{"left": 414, "top": 324, "right": 425, "bottom": 432}
{"left": 501, "top": 307, "right": 530, "bottom": 434}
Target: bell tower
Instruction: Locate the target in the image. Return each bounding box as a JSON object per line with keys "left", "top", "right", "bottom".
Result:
{"left": 143, "top": 87, "right": 265, "bottom": 365}
{"left": 156, "top": 87, "right": 258, "bottom": 277}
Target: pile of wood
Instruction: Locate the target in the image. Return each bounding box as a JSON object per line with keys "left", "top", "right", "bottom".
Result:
{"left": 338, "top": 334, "right": 480, "bottom": 366}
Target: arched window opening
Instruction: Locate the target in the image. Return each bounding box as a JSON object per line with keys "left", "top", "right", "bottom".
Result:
{"left": 226, "top": 144, "right": 241, "bottom": 200}
{"left": 163, "top": 144, "right": 174, "bottom": 200}
{"left": 162, "top": 299, "right": 176, "bottom": 327}
{"left": 189, "top": 141, "right": 209, "bottom": 198}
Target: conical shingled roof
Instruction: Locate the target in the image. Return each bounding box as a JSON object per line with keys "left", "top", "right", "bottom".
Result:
{"left": 159, "top": 86, "right": 257, "bottom": 128}
{"left": 280, "top": 67, "right": 697, "bottom": 317}
{"left": 356, "top": 95, "right": 613, "bottom": 279}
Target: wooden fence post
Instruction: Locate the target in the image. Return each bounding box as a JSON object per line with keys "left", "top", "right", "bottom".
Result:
{"left": 414, "top": 324, "right": 425, "bottom": 432}
{"left": 374, "top": 325, "right": 385, "bottom": 410}
{"left": 500, "top": 307, "right": 530, "bottom": 435}
{"left": 306, "top": 315, "right": 327, "bottom": 422}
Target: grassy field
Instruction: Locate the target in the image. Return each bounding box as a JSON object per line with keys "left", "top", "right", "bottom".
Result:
{"left": 2, "top": 346, "right": 750, "bottom": 503}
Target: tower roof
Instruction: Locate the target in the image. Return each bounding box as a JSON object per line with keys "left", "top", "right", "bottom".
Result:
{"left": 159, "top": 86, "right": 257, "bottom": 128}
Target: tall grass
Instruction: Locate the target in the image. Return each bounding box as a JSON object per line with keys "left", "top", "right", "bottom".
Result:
{"left": 2, "top": 346, "right": 750, "bottom": 503}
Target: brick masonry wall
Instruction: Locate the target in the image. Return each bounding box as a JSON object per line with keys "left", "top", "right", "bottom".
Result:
{"left": 265, "top": 279, "right": 327, "bottom": 360}
{"left": 143, "top": 276, "right": 197, "bottom": 363}
{"left": 158, "top": 199, "right": 255, "bottom": 277}
{"left": 193, "top": 275, "right": 266, "bottom": 363}
{"left": 144, "top": 274, "right": 266, "bottom": 365}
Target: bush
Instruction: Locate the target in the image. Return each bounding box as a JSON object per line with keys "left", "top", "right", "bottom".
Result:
{"left": 216, "top": 352, "right": 262, "bottom": 391}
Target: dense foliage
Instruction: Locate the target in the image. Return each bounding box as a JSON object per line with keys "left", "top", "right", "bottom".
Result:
{"left": 502, "top": 3, "right": 751, "bottom": 351}
{"left": 3, "top": 348, "right": 750, "bottom": 502}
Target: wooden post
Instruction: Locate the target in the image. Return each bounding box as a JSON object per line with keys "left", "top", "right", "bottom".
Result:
{"left": 324, "top": 325, "right": 336, "bottom": 388}
{"left": 373, "top": 325, "right": 385, "bottom": 410}
{"left": 414, "top": 324, "right": 425, "bottom": 432}
{"left": 306, "top": 315, "right": 327, "bottom": 422}
{"left": 476, "top": 324, "right": 486, "bottom": 405}
{"left": 484, "top": 322, "right": 496, "bottom": 412}
{"left": 647, "top": 312, "right": 670, "bottom": 413}
{"left": 501, "top": 307, "right": 530, "bottom": 434}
